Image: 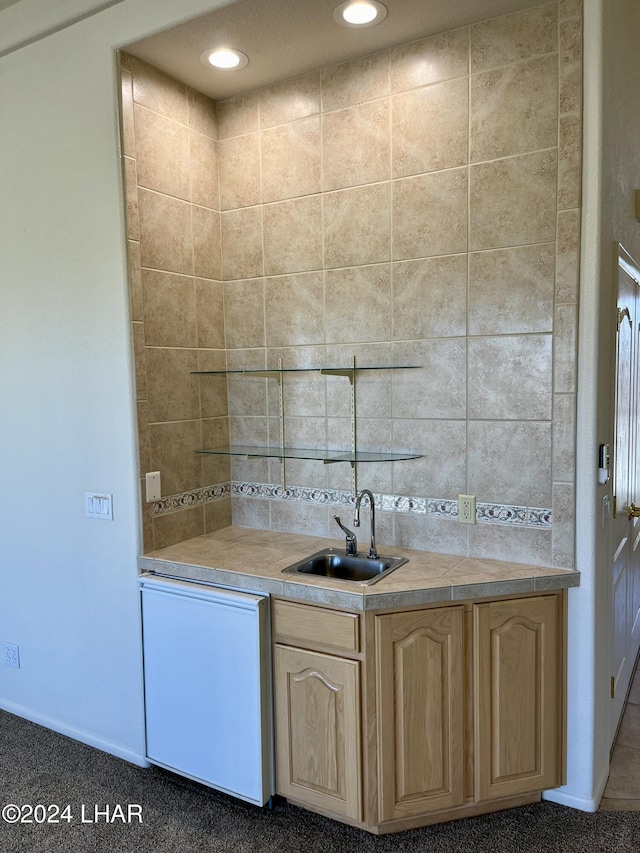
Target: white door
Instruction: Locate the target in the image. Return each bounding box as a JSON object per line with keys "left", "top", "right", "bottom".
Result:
{"left": 610, "top": 244, "right": 640, "bottom": 746}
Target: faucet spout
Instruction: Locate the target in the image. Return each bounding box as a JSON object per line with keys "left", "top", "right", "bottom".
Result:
{"left": 354, "top": 489, "right": 377, "bottom": 558}
{"left": 333, "top": 515, "right": 358, "bottom": 556}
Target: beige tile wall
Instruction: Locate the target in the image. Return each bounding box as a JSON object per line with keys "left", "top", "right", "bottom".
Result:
{"left": 121, "top": 0, "right": 582, "bottom": 567}
{"left": 120, "top": 53, "right": 231, "bottom": 551}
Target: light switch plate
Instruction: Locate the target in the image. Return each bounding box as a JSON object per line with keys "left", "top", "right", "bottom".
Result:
{"left": 145, "top": 471, "right": 161, "bottom": 502}
{"left": 85, "top": 492, "right": 113, "bottom": 520}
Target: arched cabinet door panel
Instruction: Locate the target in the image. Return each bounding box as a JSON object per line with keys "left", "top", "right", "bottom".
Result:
{"left": 274, "top": 644, "right": 362, "bottom": 821}
{"left": 375, "top": 606, "right": 465, "bottom": 821}
{"left": 474, "top": 595, "right": 562, "bottom": 801}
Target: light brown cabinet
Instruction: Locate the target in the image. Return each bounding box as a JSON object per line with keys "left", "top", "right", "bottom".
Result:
{"left": 376, "top": 606, "right": 465, "bottom": 821}
{"left": 272, "top": 592, "right": 566, "bottom": 835}
{"left": 473, "top": 595, "right": 562, "bottom": 801}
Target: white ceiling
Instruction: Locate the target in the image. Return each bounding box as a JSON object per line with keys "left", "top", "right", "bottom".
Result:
{"left": 123, "top": 0, "right": 545, "bottom": 101}
{"left": 0, "top": 0, "right": 22, "bottom": 9}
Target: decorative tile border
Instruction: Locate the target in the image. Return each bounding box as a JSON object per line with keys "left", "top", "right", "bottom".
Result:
{"left": 154, "top": 481, "right": 551, "bottom": 528}
{"left": 152, "top": 483, "right": 230, "bottom": 516}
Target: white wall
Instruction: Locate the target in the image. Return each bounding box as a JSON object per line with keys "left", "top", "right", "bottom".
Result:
{"left": 545, "top": 0, "right": 640, "bottom": 812}
{"left": 0, "top": 0, "right": 226, "bottom": 762}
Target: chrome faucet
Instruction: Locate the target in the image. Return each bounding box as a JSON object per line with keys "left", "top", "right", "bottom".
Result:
{"left": 354, "top": 489, "right": 378, "bottom": 558}
{"left": 333, "top": 515, "right": 357, "bottom": 556}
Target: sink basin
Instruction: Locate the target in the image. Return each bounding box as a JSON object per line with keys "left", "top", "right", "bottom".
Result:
{"left": 282, "top": 548, "right": 407, "bottom": 585}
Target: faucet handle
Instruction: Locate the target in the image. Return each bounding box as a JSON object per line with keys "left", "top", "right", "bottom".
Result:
{"left": 333, "top": 515, "right": 358, "bottom": 556}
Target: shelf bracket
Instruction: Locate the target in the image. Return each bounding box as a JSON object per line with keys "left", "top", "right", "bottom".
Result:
{"left": 323, "top": 356, "right": 357, "bottom": 498}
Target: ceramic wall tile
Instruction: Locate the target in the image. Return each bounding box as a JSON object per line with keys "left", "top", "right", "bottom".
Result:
{"left": 468, "top": 334, "right": 553, "bottom": 420}
{"left": 132, "top": 321, "right": 146, "bottom": 401}
{"left": 195, "top": 279, "right": 225, "bottom": 350}
{"left": 392, "top": 254, "right": 467, "bottom": 340}
{"left": 189, "top": 131, "right": 219, "bottom": 209}
{"left": 558, "top": 113, "right": 582, "bottom": 210}
{"left": 469, "top": 150, "right": 557, "bottom": 250}
{"left": 324, "top": 184, "right": 390, "bottom": 268}
{"left": 390, "top": 27, "right": 469, "bottom": 93}
{"left": 470, "top": 3, "right": 557, "bottom": 73}
{"left": 205, "top": 497, "right": 233, "bottom": 533}
{"left": 554, "top": 302, "right": 577, "bottom": 393}
{"left": 468, "top": 420, "right": 552, "bottom": 507}
{"left": 392, "top": 419, "right": 467, "bottom": 498}
{"left": 231, "top": 496, "right": 271, "bottom": 529}
{"left": 145, "top": 347, "right": 199, "bottom": 423}
{"left": 265, "top": 271, "right": 324, "bottom": 347}
{"left": 223, "top": 278, "right": 266, "bottom": 349}
{"left": 391, "top": 340, "right": 467, "bottom": 419}
{"left": 193, "top": 206, "right": 221, "bottom": 280}
{"left": 195, "top": 350, "right": 227, "bottom": 418}
{"left": 470, "top": 55, "right": 558, "bottom": 162}
{"left": 559, "top": 0, "right": 582, "bottom": 19}
{"left": 149, "top": 419, "right": 203, "bottom": 495}
{"left": 559, "top": 16, "right": 582, "bottom": 115}
{"left": 221, "top": 207, "right": 263, "bottom": 281}
{"left": 270, "top": 501, "right": 331, "bottom": 537}
{"left": 120, "top": 69, "right": 135, "bottom": 158}
{"left": 133, "top": 105, "right": 190, "bottom": 200}
{"left": 468, "top": 244, "right": 555, "bottom": 335}
{"left": 138, "top": 189, "right": 193, "bottom": 275}
{"left": 218, "top": 133, "right": 261, "bottom": 210}
{"left": 260, "top": 72, "right": 321, "bottom": 128}
{"left": 124, "top": 157, "right": 139, "bottom": 240}
{"left": 127, "top": 239, "right": 143, "bottom": 322}
{"left": 467, "top": 523, "right": 552, "bottom": 566}
{"left": 200, "top": 419, "right": 232, "bottom": 484}
{"left": 393, "top": 168, "right": 468, "bottom": 260}
{"left": 216, "top": 91, "right": 259, "bottom": 139}
{"left": 321, "top": 51, "right": 390, "bottom": 111}
{"left": 553, "top": 392, "right": 576, "bottom": 483}
{"left": 187, "top": 87, "right": 217, "bottom": 140}
{"left": 153, "top": 506, "right": 205, "bottom": 551}
{"left": 137, "top": 401, "right": 151, "bottom": 476}
{"left": 556, "top": 209, "right": 580, "bottom": 303}
{"left": 552, "top": 482, "right": 575, "bottom": 568}
{"left": 283, "top": 369, "right": 327, "bottom": 418}
{"left": 325, "top": 264, "right": 391, "bottom": 344}
{"left": 127, "top": 55, "right": 188, "bottom": 123}
{"left": 263, "top": 196, "right": 323, "bottom": 276}
{"left": 393, "top": 77, "right": 468, "bottom": 177}
{"left": 323, "top": 99, "right": 390, "bottom": 191}
{"left": 395, "top": 513, "right": 468, "bottom": 555}
{"left": 141, "top": 269, "right": 197, "bottom": 348}
{"left": 261, "top": 117, "right": 321, "bottom": 202}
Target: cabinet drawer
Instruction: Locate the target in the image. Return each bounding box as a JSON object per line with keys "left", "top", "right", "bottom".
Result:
{"left": 273, "top": 599, "right": 360, "bottom": 653}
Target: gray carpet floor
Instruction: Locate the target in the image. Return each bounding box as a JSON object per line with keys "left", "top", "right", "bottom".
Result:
{"left": 1, "top": 709, "right": 639, "bottom": 852}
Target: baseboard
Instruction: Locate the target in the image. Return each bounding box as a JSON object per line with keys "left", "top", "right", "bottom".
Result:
{"left": 542, "top": 762, "right": 609, "bottom": 813}
{"left": 0, "top": 698, "right": 150, "bottom": 768}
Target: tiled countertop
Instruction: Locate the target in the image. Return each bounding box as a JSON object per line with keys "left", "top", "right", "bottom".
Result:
{"left": 139, "top": 525, "right": 580, "bottom": 611}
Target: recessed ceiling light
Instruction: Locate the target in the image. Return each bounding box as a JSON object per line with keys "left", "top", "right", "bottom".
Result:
{"left": 200, "top": 48, "right": 249, "bottom": 70}
{"left": 333, "top": 0, "right": 387, "bottom": 28}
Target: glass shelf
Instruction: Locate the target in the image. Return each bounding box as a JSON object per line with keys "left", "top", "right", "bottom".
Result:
{"left": 195, "top": 445, "right": 423, "bottom": 464}
{"left": 191, "top": 365, "right": 420, "bottom": 376}
{"left": 192, "top": 357, "right": 422, "bottom": 495}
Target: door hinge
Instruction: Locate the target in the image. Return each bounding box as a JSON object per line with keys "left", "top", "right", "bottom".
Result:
{"left": 611, "top": 676, "right": 616, "bottom": 699}
{"left": 613, "top": 495, "right": 617, "bottom": 518}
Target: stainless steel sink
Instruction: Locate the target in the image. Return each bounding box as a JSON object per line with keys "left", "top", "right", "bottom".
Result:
{"left": 282, "top": 548, "right": 407, "bottom": 585}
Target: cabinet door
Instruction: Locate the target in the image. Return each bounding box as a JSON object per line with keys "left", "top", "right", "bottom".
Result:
{"left": 474, "top": 595, "right": 561, "bottom": 801}
{"left": 274, "top": 645, "right": 362, "bottom": 821}
{"left": 376, "top": 607, "right": 465, "bottom": 821}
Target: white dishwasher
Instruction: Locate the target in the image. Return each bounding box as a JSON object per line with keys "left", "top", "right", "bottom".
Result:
{"left": 139, "top": 574, "right": 274, "bottom": 806}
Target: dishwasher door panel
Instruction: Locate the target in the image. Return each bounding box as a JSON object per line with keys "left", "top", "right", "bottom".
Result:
{"left": 140, "top": 577, "right": 272, "bottom": 806}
